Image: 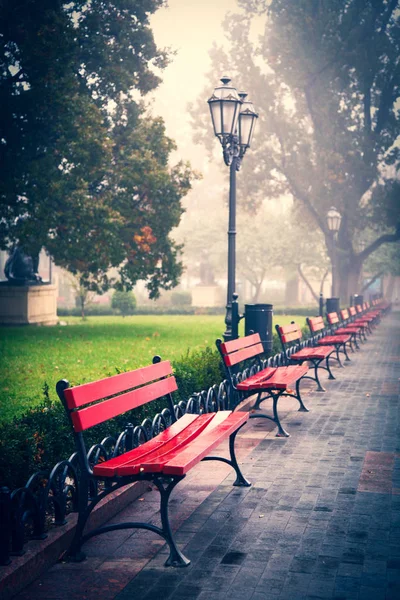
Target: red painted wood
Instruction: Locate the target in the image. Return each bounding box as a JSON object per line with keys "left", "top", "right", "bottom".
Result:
{"left": 64, "top": 361, "right": 174, "bottom": 409}
{"left": 290, "top": 346, "right": 334, "bottom": 360}
{"left": 93, "top": 413, "right": 201, "bottom": 477}
{"left": 327, "top": 312, "right": 339, "bottom": 324}
{"left": 220, "top": 333, "right": 260, "bottom": 355}
{"left": 224, "top": 342, "right": 265, "bottom": 367}
{"left": 308, "top": 317, "right": 325, "bottom": 332}
{"left": 234, "top": 367, "right": 277, "bottom": 389}
{"left": 278, "top": 323, "right": 299, "bottom": 334}
{"left": 340, "top": 309, "right": 349, "bottom": 320}
{"left": 280, "top": 329, "right": 302, "bottom": 344}
{"left": 237, "top": 364, "right": 308, "bottom": 390}
{"left": 317, "top": 335, "right": 351, "bottom": 345}
{"left": 115, "top": 413, "right": 217, "bottom": 476}
{"left": 161, "top": 412, "right": 249, "bottom": 476}
{"left": 71, "top": 376, "right": 177, "bottom": 432}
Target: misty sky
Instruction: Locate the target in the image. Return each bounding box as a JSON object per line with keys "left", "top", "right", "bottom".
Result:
{"left": 149, "top": 0, "right": 254, "bottom": 170}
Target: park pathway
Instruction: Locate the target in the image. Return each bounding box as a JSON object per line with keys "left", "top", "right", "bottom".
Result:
{"left": 13, "top": 310, "right": 400, "bottom": 600}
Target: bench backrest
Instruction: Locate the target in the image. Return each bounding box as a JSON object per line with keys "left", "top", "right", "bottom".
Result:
{"left": 356, "top": 305, "right": 363, "bottom": 314}
{"left": 57, "top": 359, "right": 177, "bottom": 433}
{"left": 340, "top": 308, "right": 349, "bottom": 320}
{"left": 307, "top": 316, "right": 325, "bottom": 333}
{"left": 349, "top": 306, "right": 357, "bottom": 317}
{"left": 276, "top": 322, "right": 303, "bottom": 344}
{"left": 327, "top": 312, "right": 339, "bottom": 325}
{"left": 217, "top": 333, "right": 264, "bottom": 368}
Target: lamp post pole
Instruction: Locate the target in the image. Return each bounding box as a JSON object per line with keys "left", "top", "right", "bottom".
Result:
{"left": 208, "top": 78, "right": 258, "bottom": 342}
{"left": 326, "top": 206, "right": 342, "bottom": 299}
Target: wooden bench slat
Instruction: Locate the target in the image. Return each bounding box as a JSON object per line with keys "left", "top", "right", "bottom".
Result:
{"left": 220, "top": 333, "right": 260, "bottom": 354}
{"left": 117, "top": 413, "right": 220, "bottom": 476}
{"left": 308, "top": 317, "right": 325, "bottom": 332}
{"left": 161, "top": 412, "right": 249, "bottom": 476}
{"left": 93, "top": 413, "right": 202, "bottom": 477}
{"left": 290, "top": 346, "right": 335, "bottom": 360}
{"left": 317, "top": 335, "right": 351, "bottom": 345}
{"left": 71, "top": 376, "right": 178, "bottom": 432}
{"left": 64, "top": 361, "right": 175, "bottom": 409}
{"left": 237, "top": 364, "right": 308, "bottom": 390}
{"left": 223, "top": 342, "right": 265, "bottom": 367}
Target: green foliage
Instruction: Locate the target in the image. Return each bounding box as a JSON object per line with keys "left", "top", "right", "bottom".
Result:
{"left": 0, "top": 314, "right": 307, "bottom": 422}
{"left": 192, "top": 1, "right": 400, "bottom": 298}
{"left": 111, "top": 290, "right": 137, "bottom": 316}
{"left": 170, "top": 291, "right": 192, "bottom": 306}
{"left": 0, "top": 346, "right": 220, "bottom": 490}
{"left": 0, "top": 0, "right": 196, "bottom": 298}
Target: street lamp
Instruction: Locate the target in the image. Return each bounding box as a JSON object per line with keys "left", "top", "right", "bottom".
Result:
{"left": 208, "top": 77, "right": 258, "bottom": 341}
{"left": 326, "top": 206, "right": 342, "bottom": 297}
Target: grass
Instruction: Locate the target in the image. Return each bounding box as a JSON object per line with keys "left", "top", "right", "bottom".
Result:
{"left": 0, "top": 314, "right": 307, "bottom": 423}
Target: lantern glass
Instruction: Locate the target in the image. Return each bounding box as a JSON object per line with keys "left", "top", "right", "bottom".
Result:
{"left": 326, "top": 206, "right": 342, "bottom": 233}
{"left": 208, "top": 77, "right": 241, "bottom": 139}
{"left": 238, "top": 98, "right": 258, "bottom": 149}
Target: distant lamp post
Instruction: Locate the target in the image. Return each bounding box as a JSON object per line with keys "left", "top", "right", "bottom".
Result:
{"left": 208, "top": 77, "right": 258, "bottom": 341}
{"left": 326, "top": 206, "right": 342, "bottom": 297}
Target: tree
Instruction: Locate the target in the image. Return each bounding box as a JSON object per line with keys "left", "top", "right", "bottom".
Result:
{"left": 191, "top": 0, "right": 400, "bottom": 301}
{"left": 111, "top": 290, "right": 137, "bottom": 316}
{"left": 236, "top": 204, "right": 329, "bottom": 303}
{"left": 0, "top": 0, "right": 195, "bottom": 297}
{"left": 66, "top": 271, "right": 97, "bottom": 319}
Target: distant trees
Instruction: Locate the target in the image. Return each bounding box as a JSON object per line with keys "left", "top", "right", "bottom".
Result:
{"left": 191, "top": 0, "right": 400, "bottom": 301}
{"left": 0, "top": 0, "right": 195, "bottom": 297}
{"left": 111, "top": 290, "right": 137, "bottom": 316}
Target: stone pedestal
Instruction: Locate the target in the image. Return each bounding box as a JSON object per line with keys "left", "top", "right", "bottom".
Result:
{"left": 192, "top": 285, "right": 224, "bottom": 308}
{"left": 0, "top": 284, "right": 58, "bottom": 325}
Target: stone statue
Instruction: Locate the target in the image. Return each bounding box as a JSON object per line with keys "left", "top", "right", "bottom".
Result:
{"left": 4, "top": 245, "right": 42, "bottom": 285}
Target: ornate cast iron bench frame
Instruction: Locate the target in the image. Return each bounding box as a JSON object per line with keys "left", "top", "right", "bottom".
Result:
{"left": 216, "top": 333, "right": 309, "bottom": 438}
{"left": 57, "top": 357, "right": 250, "bottom": 568}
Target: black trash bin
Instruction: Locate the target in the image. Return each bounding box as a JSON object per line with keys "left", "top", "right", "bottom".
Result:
{"left": 352, "top": 294, "right": 363, "bottom": 306}
{"left": 326, "top": 297, "right": 340, "bottom": 316}
{"left": 244, "top": 304, "right": 273, "bottom": 354}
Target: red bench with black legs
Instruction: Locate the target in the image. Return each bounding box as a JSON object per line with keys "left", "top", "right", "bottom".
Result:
{"left": 57, "top": 357, "right": 250, "bottom": 568}
{"left": 348, "top": 305, "right": 373, "bottom": 335}
{"left": 216, "top": 333, "right": 309, "bottom": 438}
{"left": 306, "top": 316, "right": 353, "bottom": 366}
{"left": 326, "top": 311, "right": 364, "bottom": 349}
{"left": 275, "top": 322, "right": 336, "bottom": 392}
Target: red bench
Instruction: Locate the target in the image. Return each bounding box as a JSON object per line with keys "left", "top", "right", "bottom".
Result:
{"left": 216, "top": 333, "right": 309, "bottom": 438}
{"left": 275, "top": 322, "right": 336, "bottom": 392}
{"left": 57, "top": 358, "right": 250, "bottom": 568}
{"left": 326, "top": 310, "right": 364, "bottom": 348}
{"left": 306, "top": 316, "right": 352, "bottom": 366}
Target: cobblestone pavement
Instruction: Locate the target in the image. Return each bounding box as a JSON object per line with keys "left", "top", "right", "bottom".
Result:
{"left": 13, "top": 311, "right": 400, "bottom": 600}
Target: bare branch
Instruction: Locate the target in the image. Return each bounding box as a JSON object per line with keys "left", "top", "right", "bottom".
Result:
{"left": 357, "top": 225, "right": 400, "bottom": 263}
{"left": 297, "top": 263, "right": 319, "bottom": 303}
{"left": 360, "top": 270, "right": 385, "bottom": 294}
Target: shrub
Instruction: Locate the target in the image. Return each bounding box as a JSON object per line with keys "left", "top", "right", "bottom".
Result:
{"left": 0, "top": 346, "right": 224, "bottom": 491}
{"left": 171, "top": 291, "right": 192, "bottom": 306}
{"left": 111, "top": 290, "right": 137, "bottom": 316}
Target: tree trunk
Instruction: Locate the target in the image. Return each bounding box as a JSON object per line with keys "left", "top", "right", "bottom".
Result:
{"left": 337, "top": 258, "right": 362, "bottom": 305}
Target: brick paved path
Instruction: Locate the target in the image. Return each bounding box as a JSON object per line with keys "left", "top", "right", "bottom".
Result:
{"left": 14, "top": 311, "right": 400, "bottom": 600}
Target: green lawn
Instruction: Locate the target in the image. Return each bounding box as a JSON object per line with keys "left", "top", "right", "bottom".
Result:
{"left": 0, "top": 314, "right": 306, "bottom": 422}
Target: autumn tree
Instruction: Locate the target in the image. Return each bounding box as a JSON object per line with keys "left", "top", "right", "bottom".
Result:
{"left": 0, "top": 0, "right": 195, "bottom": 297}
{"left": 191, "top": 0, "right": 400, "bottom": 301}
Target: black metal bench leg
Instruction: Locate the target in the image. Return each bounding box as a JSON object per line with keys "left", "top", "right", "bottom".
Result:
{"left": 272, "top": 392, "right": 290, "bottom": 437}
{"left": 326, "top": 356, "right": 336, "bottom": 380}
{"left": 154, "top": 477, "right": 191, "bottom": 568}
{"left": 295, "top": 379, "right": 309, "bottom": 412}
{"left": 313, "top": 361, "right": 326, "bottom": 392}
{"left": 65, "top": 475, "right": 91, "bottom": 562}
{"left": 343, "top": 343, "right": 351, "bottom": 362}
{"left": 229, "top": 429, "right": 251, "bottom": 487}
{"left": 335, "top": 347, "right": 344, "bottom": 368}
